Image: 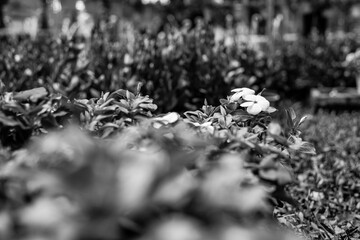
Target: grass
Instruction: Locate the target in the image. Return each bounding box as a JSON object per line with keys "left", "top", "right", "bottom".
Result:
{"left": 275, "top": 110, "right": 360, "bottom": 239}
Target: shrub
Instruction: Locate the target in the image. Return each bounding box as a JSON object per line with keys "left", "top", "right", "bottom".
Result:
{"left": 0, "top": 86, "right": 313, "bottom": 240}
{"left": 1, "top": 27, "right": 360, "bottom": 113}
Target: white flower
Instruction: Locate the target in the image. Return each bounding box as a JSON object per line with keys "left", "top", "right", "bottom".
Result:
{"left": 155, "top": 112, "right": 179, "bottom": 124}
{"left": 229, "top": 88, "right": 255, "bottom": 102}
{"left": 346, "top": 53, "right": 355, "bottom": 63}
{"left": 240, "top": 94, "right": 273, "bottom": 115}
{"left": 124, "top": 54, "right": 133, "bottom": 65}
{"left": 345, "top": 49, "right": 360, "bottom": 64}
{"left": 153, "top": 112, "right": 180, "bottom": 128}
{"left": 355, "top": 49, "right": 360, "bottom": 58}
{"left": 14, "top": 54, "right": 21, "bottom": 62}
{"left": 24, "top": 68, "right": 33, "bottom": 76}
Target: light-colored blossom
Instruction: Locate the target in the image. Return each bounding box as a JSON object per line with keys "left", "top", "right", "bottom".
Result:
{"left": 229, "top": 88, "right": 255, "bottom": 102}
{"left": 346, "top": 52, "right": 355, "bottom": 63}
{"left": 124, "top": 54, "right": 133, "bottom": 65}
{"left": 24, "top": 68, "right": 33, "bottom": 76}
{"left": 345, "top": 49, "right": 360, "bottom": 74}
{"left": 240, "top": 94, "right": 273, "bottom": 115}
{"left": 153, "top": 112, "right": 180, "bottom": 128}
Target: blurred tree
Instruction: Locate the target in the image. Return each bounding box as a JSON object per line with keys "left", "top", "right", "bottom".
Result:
{"left": 0, "top": 0, "right": 8, "bottom": 28}
{"left": 39, "top": 0, "right": 49, "bottom": 30}
{"left": 102, "top": 0, "right": 111, "bottom": 22}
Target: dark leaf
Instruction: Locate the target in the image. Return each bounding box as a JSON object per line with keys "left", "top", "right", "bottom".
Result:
{"left": 13, "top": 87, "right": 48, "bottom": 102}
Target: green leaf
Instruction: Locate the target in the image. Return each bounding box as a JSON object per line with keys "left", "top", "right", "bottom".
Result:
{"left": 139, "top": 103, "right": 157, "bottom": 111}
{"left": 13, "top": 87, "right": 48, "bottom": 102}
{"left": 108, "top": 89, "right": 134, "bottom": 100}
{"left": 183, "top": 111, "right": 201, "bottom": 122}
{"left": 102, "top": 92, "right": 110, "bottom": 101}
{"left": 231, "top": 110, "right": 252, "bottom": 122}
{"left": 125, "top": 90, "right": 136, "bottom": 100}
{"left": 225, "top": 115, "right": 232, "bottom": 127}
{"left": 2, "top": 102, "right": 26, "bottom": 114}
{"left": 136, "top": 82, "right": 143, "bottom": 95}
{"left": 288, "top": 135, "right": 316, "bottom": 155}
{"left": 296, "top": 115, "right": 308, "bottom": 128}
{"left": 220, "top": 106, "right": 226, "bottom": 116}
{"left": 204, "top": 99, "right": 208, "bottom": 106}
{"left": 0, "top": 112, "right": 21, "bottom": 127}
{"left": 226, "top": 102, "right": 238, "bottom": 111}
{"left": 219, "top": 98, "right": 229, "bottom": 105}
{"left": 101, "top": 123, "right": 120, "bottom": 129}
{"left": 116, "top": 106, "right": 130, "bottom": 114}
{"left": 131, "top": 97, "right": 149, "bottom": 109}
{"left": 285, "top": 108, "right": 296, "bottom": 128}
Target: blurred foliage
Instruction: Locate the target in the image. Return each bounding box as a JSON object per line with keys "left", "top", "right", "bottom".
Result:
{"left": 0, "top": 85, "right": 315, "bottom": 240}
{"left": 300, "top": 36, "right": 360, "bottom": 88}
{"left": 1, "top": 24, "right": 360, "bottom": 114}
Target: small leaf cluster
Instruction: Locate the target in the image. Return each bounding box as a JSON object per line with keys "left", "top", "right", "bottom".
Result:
{"left": 74, "top": 87, "right": 157, "bottom": 137}
{"left": 0, "top": 85, "right": 158, "bottom": 147}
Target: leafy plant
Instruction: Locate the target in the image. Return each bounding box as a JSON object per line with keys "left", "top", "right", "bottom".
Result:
{"left": 0, "top": 85, "right": 318, "bottom": 240}
{"left": 74, "top": 85, "right": 158, "bottom": 137}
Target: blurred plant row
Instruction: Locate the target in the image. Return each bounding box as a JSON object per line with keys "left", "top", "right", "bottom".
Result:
{"left": 1, "top": 24, "right": 360, "bottom": 113}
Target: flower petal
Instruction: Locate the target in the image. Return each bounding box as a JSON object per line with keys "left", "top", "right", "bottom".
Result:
{"left": 229, "top": 92, "right": 242, "bottom": 102}
{"left": 243, "top": 89, "right": 256, "bottom": 96}
{"left": 247, "top": 104, "right": 262, "bottom": 115}
{"left": 266, "top": 106, "right": 277, "bottom": 113}
{"left": 156, "top": 112, "right": 180, "bottom": 124}
{"left": 255, "top": 95, "right": 268, "bottom": 103}
{"left": 231, "top": 88, "right": 243, "bottom": 93}
{"left": 261, "top": 101, "right": 270, "bottom": 110}
{"left": 240, "top": 102, "right": 253, "bottom": 107}
{"left": 243, "top": 94, "right": 257, "bottom": 101}
{"left": 231, "top": 88, "right": 255, "bottom": 94}
{"left": 253, "top": 95, "right": 269, "bottom": 110}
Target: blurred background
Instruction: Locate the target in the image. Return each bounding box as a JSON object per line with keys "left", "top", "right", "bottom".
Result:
{"left": 1, "top": 0, "right": 360, "bottom": 39}
{"left": 1, "top": 0, "right": 360, "bottom": 112}
{"left": 0, "top": 3, "right": 359, "bottom": 240}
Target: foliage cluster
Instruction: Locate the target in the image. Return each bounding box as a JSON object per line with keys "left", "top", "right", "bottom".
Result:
{"left": 1, "top": 26, "right": 360, "bottom": 114}
{"left": 0, "top": 85, "right": 315, "bottom": 240}
{"left": 300, "top": 36, "right": 360, "bottom": 88}
{"left": 274, "top": 111, "right": 360, "bottom": 239}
